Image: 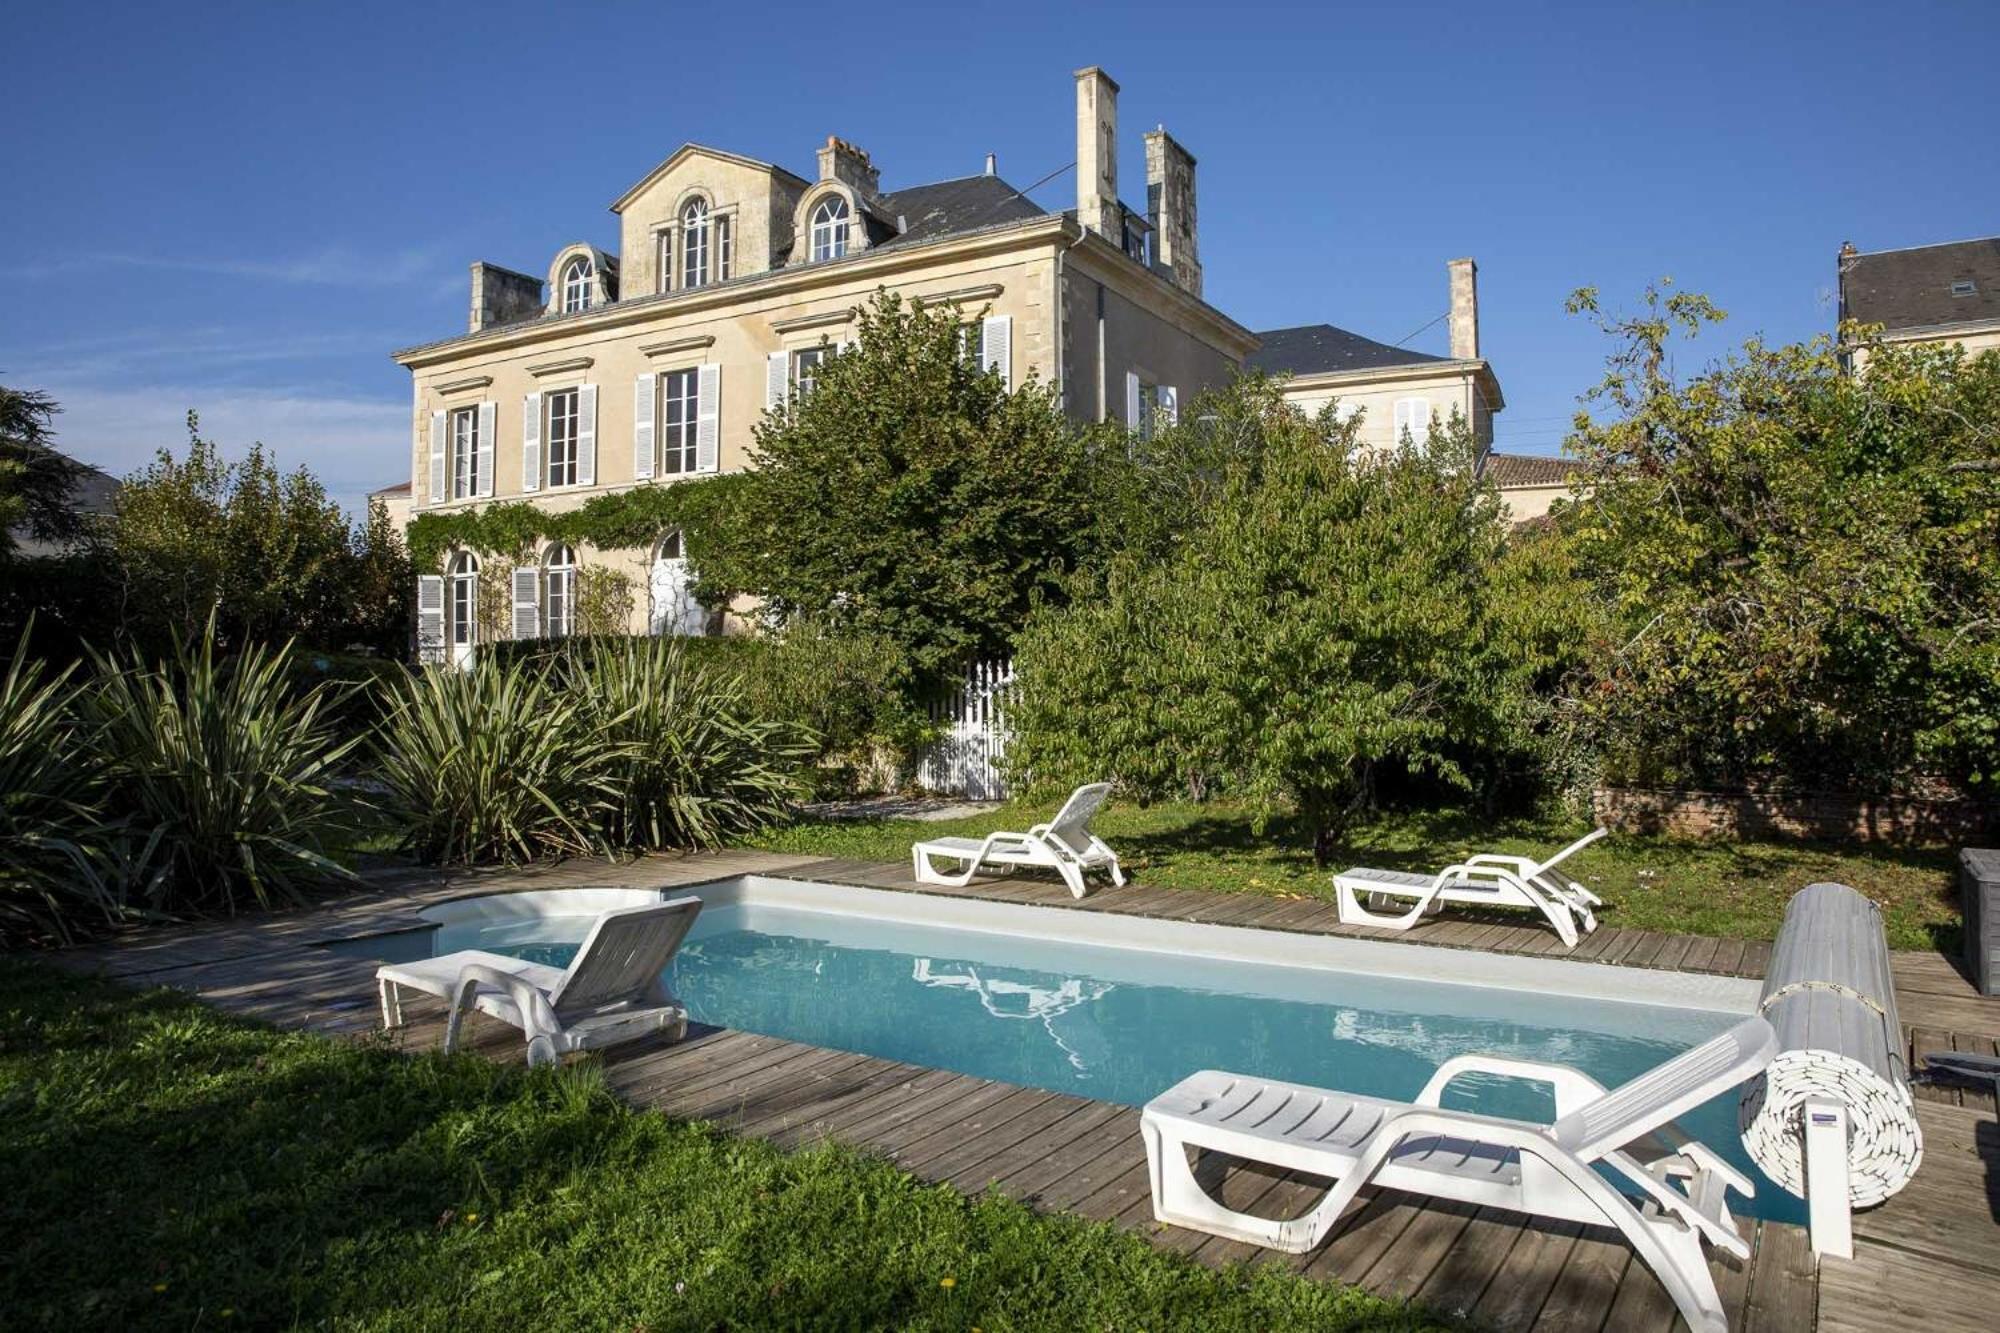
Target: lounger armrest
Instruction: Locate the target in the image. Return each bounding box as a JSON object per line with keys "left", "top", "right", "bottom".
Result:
{"left": 452, "top": 962, "right": 562, "bottom": 1044}
{"left": 1461, "top": 854, "right": 1538, "bottom": 875}
{"left": 1418, "top": 1055, "right": 1608, "bottom": 1117}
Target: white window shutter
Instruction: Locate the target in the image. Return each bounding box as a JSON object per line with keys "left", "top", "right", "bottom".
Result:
{"left": 576, "top": 384, "right": 597, "bottom": 486}
{"left": 981, "top": 315, "right": 1012, "bottom": 389}
{"left": 428, "top": 411, "right": 446, "bottom": 505}
{"left": 696, "top": 364, "right": 721, "bottom": 473}
{"left": 1394, "top": 398, "right": 1414, "bottom": 442}
{"left": 417, "top": 575, "right": 444, "bottom": 661}
{"left": 633, "top": 373, "right": 656, "bottom": 481}
{"left": 1124, "top": 371, "right": 1142, "bottom": 430}
{"left": 511, "top": 566, "right": 541, "bottom": 639}
{"left": 475, "top": 401, "right": 496, "bottom": 498}
{"left": 521, "top": 393, "right": 542, "bottom": 493}
{"left": 1411, "top": 397, "right": 1432, "bottom": 440}
{"left": 766, "top": 351, "right": 789, "bottom": 408}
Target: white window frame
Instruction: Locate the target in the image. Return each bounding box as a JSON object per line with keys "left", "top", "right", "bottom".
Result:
{"left": 449, "top": 405, "right": 479, "bottom": 499}
{"left": 809, "top": 197, "right": 849, "bottom": 262}
{"left": 560, "top": 257, "right": 593, "bottom": 313}
{"left": 715, "top": 213, "right": 733, "bottom": 281}
{"left": 681, "top": 199, "right": 710, "bottom": 290}
{"left": 544, "top": 388, "right": 580, "bottom": 488}
{"left": 792, "top": 345, "right": 829, "bottom": 397}
{"left": 448, "top": 552, "right": 479, "bottom": 646}
{"left": 659, "top": 367, "right": 701, "bottom": 475}
{"left": 543, "top": 544, "right": 577, "bottom": 638}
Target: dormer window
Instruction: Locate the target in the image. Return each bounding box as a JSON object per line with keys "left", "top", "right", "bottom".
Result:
{"left": 810, "top": 196, "right": 850, "bottom": 263}
{"left": 560, "top": 257, "right": 593, "bottom": 313}
{"left": 682, "top": 199, "right": 710, "bottom": 289}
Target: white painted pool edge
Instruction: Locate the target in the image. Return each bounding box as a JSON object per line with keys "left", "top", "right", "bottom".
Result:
{"left": 417, "top": 876, "right": 1762, "bottom": 1016}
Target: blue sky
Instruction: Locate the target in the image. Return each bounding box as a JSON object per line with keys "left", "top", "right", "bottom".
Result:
{"left": 5, "top": 0, "right": 1996, "bottom": 514}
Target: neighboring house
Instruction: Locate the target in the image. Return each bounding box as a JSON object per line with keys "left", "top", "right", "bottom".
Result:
{"left": 391, "top": 66, "right": 1255, "bottom": 658}
{"left": 7, "top": 463, "right": 118, "bottom": 558}
{"left": 1479, "top": 451, "right": 1581, "bottom": 526}
{"left": 368, "top": 479, "right": 411, "bottom": 532}
{"left": 1247, "top": 258, "right": 1504, "bottom": 453}
{"left": 1838, "top": 235, "right": 2000, "bottom": 370}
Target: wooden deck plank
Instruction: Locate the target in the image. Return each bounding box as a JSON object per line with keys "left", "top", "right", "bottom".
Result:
{"left": 889, "top": 1086, "right": 1064, "bottom": 1175}
{"left": 1528, "top": 1224, "right": 1633, "bottom": 1333}
{"left": 982, "top": 1109, "right": 1143, "bottom": 1206}
{"left": 945, "top": 1100, "right": 1129, "bottom": 1195}
{"left": 1412, "top": 1205, "right": 1533, "bottom": 1323}
{"left": 1741, "top": 1222, "right": 1816, "bottom": 1333}
{"left": 1361, "top": 1197, "right": 1480, "bottom": 1301}
{"left": 1469, "top": 1219, "right": 1585, "bottom": 1332}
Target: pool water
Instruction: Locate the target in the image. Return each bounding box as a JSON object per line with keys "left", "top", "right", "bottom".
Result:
{"left": 343, "top": 897, "right": 1798, "bottom": 1222}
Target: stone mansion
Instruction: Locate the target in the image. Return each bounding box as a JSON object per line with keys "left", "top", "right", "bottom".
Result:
{"left": 383, "top": 67, "right": 1506, "bottom": 657}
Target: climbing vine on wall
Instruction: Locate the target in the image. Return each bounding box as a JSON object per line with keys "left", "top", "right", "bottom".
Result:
{"left": 404, "top": 473, "right": 747, "bottom": 573}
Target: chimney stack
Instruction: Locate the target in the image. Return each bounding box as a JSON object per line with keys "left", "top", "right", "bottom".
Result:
{"left": 1144, "top": 126, "right": 1201, "bottom": 298}
{"left": 1448, "top": 257, "right": 1479, "bottom": 361}
{"left": 984, "top": 152, "right": 996, "bottom": 176}
{"left": 1074, "top": 67, "right": 1120, "bottom": 240}
{"left": 816, "top": 136, "right": 880, "bottom": 198}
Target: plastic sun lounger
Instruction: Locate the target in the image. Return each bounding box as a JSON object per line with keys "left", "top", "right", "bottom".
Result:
{"left": 376, "top": 897, "right": 702, "bottom": 1067}
{"left": 910, "top": 782, "right": 1127, "bottom": 899}
{"left": 1143, "top": 1016, "right": 1777, "bottom": 1333}
{"left": 1331, "top": 826, "right": 1609, "bottom": 947}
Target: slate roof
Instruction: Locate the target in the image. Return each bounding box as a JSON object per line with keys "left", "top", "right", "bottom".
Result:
{"left": 872, "top": 174, "right": 1050, "bottom": 252}
{"left": 1246, "top": 324, "right": 1450, "bottom": 377}
{"left": 370, "top": 480, "right": 412, "bottom": 497}
{"left": 1481, "top": 452, "right": 1576, "bottom": 489}
{"left": 1841, "top": 237, "right": 2000, "bottom": 333}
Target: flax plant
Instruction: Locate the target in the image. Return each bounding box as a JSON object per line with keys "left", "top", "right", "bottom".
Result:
{"left": 0, "top": 636, "right": 111, "bottom": 943}
{"left": 84, "top": 631, "right": 362, "bottom": 917}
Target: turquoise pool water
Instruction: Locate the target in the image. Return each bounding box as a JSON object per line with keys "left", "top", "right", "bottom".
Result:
{"left": 339, "top": 898, "right": 1797, "bottom": 1222}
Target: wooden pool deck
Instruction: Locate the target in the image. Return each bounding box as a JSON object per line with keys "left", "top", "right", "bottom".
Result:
{"left": 48, "top": 848, "right": 2000, "bottom": 1333}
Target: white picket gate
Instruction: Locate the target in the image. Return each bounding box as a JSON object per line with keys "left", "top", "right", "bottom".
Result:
{"left": 916, "top": 657, "right": 1014, "bottom": 801}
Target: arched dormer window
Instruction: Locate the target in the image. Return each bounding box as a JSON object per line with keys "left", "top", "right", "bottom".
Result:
{"left": 681, "top": 199, "right": 710, "bottom": 289}
{"left": 809, "top": 196, "right": 850, "bottom": 263}
{"left": 560, "top": 257, "right": 593, "bottom": 313}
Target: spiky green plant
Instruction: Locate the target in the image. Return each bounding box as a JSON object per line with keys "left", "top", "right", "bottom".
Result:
{"left": 85, "top": 632, "right": 362, "bottom": 916}
{"left": 577, "top": 635, "right": 809, "bottom": 851}
{"left": 374, "top": 654, "right": 620, "bottom": 864}
{"left": 0, "top": 635, "right": 111, "bottom": 944}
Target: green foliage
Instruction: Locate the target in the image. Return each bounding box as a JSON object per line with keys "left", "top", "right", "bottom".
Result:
{"left": 0, "top": 637, "right": 110, "bottom": 944}
{"left": 0, "top": 385, "right": 89, "bottom": 559}
{"left": 403, "top": 474, "right": 744, "bottom": 573}
{"left": 82, "top": 630, "right": 364, "bottom": 916}
{"left": 693, "top": 290, "right": 1119, "bottom": 674}
{"left": 372, "top": 655, "right": 617, "bottom": 864}
{"left": 574, "top": 635, "right": 810, "bottom": 849}
{"left": 106, "top": 415, "right": 413, "bottom": 656}
{"left": 1558, "top": 284, "right": 2000, "bottom": 791}
{"left": 0, "top": 961, "right": 1438, "bottom": 1332}
{"left": 1008, "top": 378, "right": 1522, "bottom": 861}
{"left": 574, "top": 564, "right": 635, "bottom": 637}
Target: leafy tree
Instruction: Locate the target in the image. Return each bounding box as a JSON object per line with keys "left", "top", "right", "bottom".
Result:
{"left": 691, "top": 290, "right": 1117, "bottom": 678}
{"left": 1008, "top": 379, "right": 1517, "bottom": 862}
{"left": 1558, "top": 283, "right": 2000, "bottom": 791}
{"left": 0, "top": 384, "right": 90, "bottom": 558}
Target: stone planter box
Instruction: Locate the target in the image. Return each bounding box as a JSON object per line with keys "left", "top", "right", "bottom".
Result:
{"left": 1962, "top": 848, "right": 2000, "bottom": 996}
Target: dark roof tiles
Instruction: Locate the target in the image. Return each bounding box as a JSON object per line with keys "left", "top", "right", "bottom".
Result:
{"left": 1482, "top": 452, "right": 1577, "bottom": 489}
{"left": 1841, "top": 237, "right": 2000, "bottom": 334}
{"left": 1246, "top": 324, "right": 1449, "bottom": 377}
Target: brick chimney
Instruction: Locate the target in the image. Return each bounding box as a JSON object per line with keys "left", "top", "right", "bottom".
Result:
{"left": 1448, "top": 257, "right": 1479, "bottom": 361}
{"left": 1074, "top": 67, "right": 1120, "bottom": 240}
{"left": 1144, "top": 126, "right": 1201, "bottom": 297}
{"left": 816, "top": 136, "right": 880, "bottom": 199}
{"left": 468, "top": 262, "right": 543, "bottom": 333}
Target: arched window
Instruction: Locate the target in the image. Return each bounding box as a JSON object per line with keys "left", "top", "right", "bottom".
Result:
{"left": 543, "top": 544, "right": 577, "bottom": 637}
{"left": 809, "top": 196, "right": 849, "bottom": 263}
{"left": 448, "top": 552, "right": 480, "bottom": 647}
{"left": 681, "top": 199, "right": 710, "bottom": 289}
{"left": 657, "top": 529, "right": 683, "bottom": 561}
{"left": 560, "top": 257, "right": 593, "bottom": 313}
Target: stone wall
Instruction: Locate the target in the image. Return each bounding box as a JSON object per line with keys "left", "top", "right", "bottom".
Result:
{"left": 1591, "top": 785, "right": 1999, "bottom": 847}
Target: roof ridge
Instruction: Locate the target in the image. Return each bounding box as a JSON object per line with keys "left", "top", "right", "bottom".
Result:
{"left": 1849, "top": 234, "right": 2000, "bottom": 259}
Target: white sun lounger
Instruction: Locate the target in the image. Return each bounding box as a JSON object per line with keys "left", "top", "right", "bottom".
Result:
{"left": 1143, "top": 1016, "right": 1776, "bottom": 1333}
{"left": 376, "top": 897, "right": 702, "bottom": 1067}
{"left": 911, "top": 782, "right": 1126, "bottom": 899}
{"left": 1332, "top": 826, "right": 1609, "bottom": 947}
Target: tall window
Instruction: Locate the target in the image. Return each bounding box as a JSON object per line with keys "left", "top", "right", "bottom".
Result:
{"left": 681, "top": 199, "right": 710, "bottom": 289}
{"left": 715, "top": 214, "right": 733, "bottom": 281}
{"left": 560, "top": 257, "right": 593, "bottom": 313}
{"left": 792, "top": 346, "right": 828, "bottom": 397}
{"left": 449, "top": 552, "right": 479, "bottom": 645}
{"left": 449, "top": 405, "right": 479, "bottom": 499}
{"left": 656, "top": 230, "right": 672, "bottom": 294}
{"left": 660, "top": 368, "right": 699, "bottom": 474}
{"left": 545, "top": 388, "right": 579, "bottom": 488}
{"left": 809, "top": 197, "right": 849, "bottom": 262}
{"left": 960, "top": 321, "right": 984, "bottom": 367}
{"left": 544, "top": 545, "right": 577, "bottom": 638}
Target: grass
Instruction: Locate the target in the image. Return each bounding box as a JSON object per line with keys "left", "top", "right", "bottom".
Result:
{"left": 747, "top": 800, "right": 1961, "bottom": 952}
{"left": 0, "top": 960, "right": 1440, "bottom": 1332}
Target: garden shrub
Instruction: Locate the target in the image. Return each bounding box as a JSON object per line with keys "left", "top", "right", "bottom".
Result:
{"left": 0, "top": 638, "right": 110, "bottom": 944}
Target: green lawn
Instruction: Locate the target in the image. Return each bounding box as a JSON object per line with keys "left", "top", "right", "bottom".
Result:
{"left": 748, "top": 800, "right": 1960, "bottom": 952}
{"left": 0, "top": 961, "right": 1437, "bottom": 1332}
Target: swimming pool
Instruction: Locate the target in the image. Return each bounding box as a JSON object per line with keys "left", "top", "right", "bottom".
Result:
{"left": 331, "top": 875, "right": 1796, "bottom": 1222}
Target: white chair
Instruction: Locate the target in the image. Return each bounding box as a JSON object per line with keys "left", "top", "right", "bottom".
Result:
{"left": 1332, "top": 826, "right": 1609, "bottom": 947}
{"left": 1142, "top": 1016, "right": 1776, "bottom": 1333}
{"left": 376, "top": 897, "right": 702, "bottom": 1067}
{"left": 910, "top": 782, "right": 1126, "bottom": 899}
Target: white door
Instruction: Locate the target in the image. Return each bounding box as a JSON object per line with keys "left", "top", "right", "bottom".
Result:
{"left": 649, "top": 553, "right": 707, "bottom": 636}
{"left": 449, "top": 571, "right": 478, "bottom": 667}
